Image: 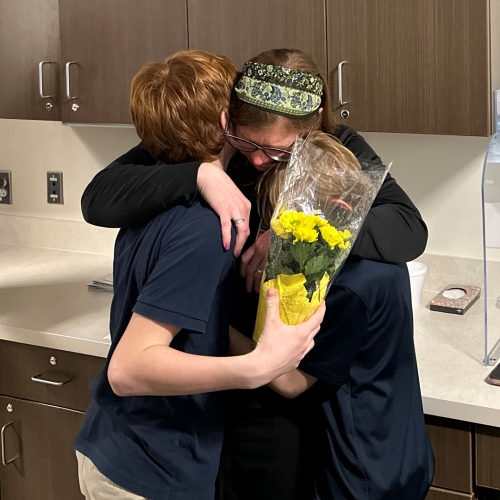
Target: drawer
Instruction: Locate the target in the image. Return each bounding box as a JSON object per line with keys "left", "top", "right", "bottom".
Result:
{"left": 426, "top": 486, "right": 475, "bottom": 500}
{"left": 476, "top": 424, "right": 500, "bottom": 491}
{"left": 0, "top": 340, "right": 105, "bottom": 411}
{"left": 425, "top": 415, "right": 473, "bottom": 493}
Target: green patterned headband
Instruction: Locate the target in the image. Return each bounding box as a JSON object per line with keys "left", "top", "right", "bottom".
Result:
{"left": 235, "top": 61, "right": 324, "bottom": 117}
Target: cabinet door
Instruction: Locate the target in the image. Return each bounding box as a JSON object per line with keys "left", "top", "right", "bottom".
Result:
{"left": 425, "top": 416, "right": 473, "bottom": 493}
{"left": 0, "top": 396, "right": 84, "bottom": 500}
{"left": 327, "top": 0, "right": 490, "bottom": 136}
{"left": 476, "top": 424, "right": 500, "bottom": 491}
{"left": 0, "top": 0, "right": 61, "bottom": 120}
{"left": 188, "top": 0, "right": 327, "bottom": 75}
{"left": 58, "top": 0, "right": 188, "bottom": 124}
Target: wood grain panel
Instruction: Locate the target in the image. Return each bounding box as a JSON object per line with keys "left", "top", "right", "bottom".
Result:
{"left": 426, "top": 486, "right": 475, "bottom": 500}
{"left": 0, "top": 0, "right": 61, "bottom": 120}
{"left": 188, "top": 0, "right": 327, "bottom": 75}
{"left": 0, "top": 340, "right": 105, "bottom": 412}
{"left": 0, "top": 396, "right": 84, "bottom": 500}
{"left": 58, "top": 0, "right": 188, "bottom": 124}
{"left": 327, "top": 0, "right": 490, "bottom": 136}
{"left": 425, "top": 415, "right": 473, "bottom": 493}
{"left": 476, "top": 424, "right": 500, "bottom": 490}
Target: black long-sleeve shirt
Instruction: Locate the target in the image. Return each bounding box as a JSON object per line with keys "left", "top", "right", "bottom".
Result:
{"left": 81, "top": 125, "right": 428, "bottom": 264}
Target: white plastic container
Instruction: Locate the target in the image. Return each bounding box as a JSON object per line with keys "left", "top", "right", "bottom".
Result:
{"left": 406, "top": 261, "right": 427, "bottom": 308}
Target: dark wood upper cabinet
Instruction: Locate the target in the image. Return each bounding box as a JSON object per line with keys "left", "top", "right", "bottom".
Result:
{"left": 327, "top": 0, "right": 491, "bottom": 136}
{"left": 58, "top": 0, "right": 188, "bottom": 124}
{"left": 187, "top": 0, "right": 327, "bottom": 76}
{"left": 0, "top": 0, "right": 62, "bottom": 120}
{"left": 1, "top": 0, "right": 497, "bottom": 135}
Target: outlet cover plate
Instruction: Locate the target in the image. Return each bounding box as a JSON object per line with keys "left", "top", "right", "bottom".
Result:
{"left": 47, "top": 171, "right": 63, "bottom": 204}
{"left": 0, "top": 170, "right": 12, "bottom": 204}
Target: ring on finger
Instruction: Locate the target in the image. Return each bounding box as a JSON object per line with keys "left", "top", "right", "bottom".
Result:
{"left": 255, "top": 268, "right": 263, "bottom": 274}
{"left": 232, "top": 218, "right": 245, "bottom": 226}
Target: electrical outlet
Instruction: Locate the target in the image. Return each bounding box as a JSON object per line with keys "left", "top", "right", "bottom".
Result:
{"left": 0, "top": 171, "right": 12, "bottom": 204}
{"left": 47, "top": 172, "right": 63, "bottom": 204}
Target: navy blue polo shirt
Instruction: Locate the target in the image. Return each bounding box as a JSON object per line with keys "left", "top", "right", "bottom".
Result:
{"left": 300, "top": 259, "right": 434, "bottom": 500}
{"left": 74, "top": 201, "right": 235, "bottom": 500}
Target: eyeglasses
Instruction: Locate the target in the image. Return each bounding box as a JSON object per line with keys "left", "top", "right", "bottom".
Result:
{"left": 224, "top": 123, "right": 294, "bottom": 162}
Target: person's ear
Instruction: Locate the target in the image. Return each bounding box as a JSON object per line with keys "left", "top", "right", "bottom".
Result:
{"left": 318, "top": 107, "right": 324, "bottom": 115}
{"left": 220, "top": 110, "right": 228, "bottom": 130}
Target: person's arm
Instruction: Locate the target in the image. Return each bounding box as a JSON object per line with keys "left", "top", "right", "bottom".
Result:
{"left": 351, "top": 173, "right": 428, "bottom": 263}
{"left": 268, "top": 369, "right": 317, "bottom": 399}
{"left": 108, "top": 290, "right": 324, "bottom": 397}
{"left": 81, "top": 144, "right": 199, "bottom": 228}
{"left": 81, "top": 143, "right": 251, "bottom": 254}
{"left": 229, "top": 325, "right": 317, "bottom": 399}
{"left": 337, "top": 125, "right": 428, "bottom": 263}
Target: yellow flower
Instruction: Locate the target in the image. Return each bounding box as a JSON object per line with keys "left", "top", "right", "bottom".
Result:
{"left": 292, "top": 226, "right": 318, "bottom": 244}
{"left": 272, "top": 210, "right": 317, "bottom": 238}
{"left": 320, "top": 225, "right": 351, "bottom": 250}
{"left": 279, "top": 210, "right": 308, "bottom": 231}
{"left": 271, "top": 218, "right": 289, "bottom": 238}
{"left": 310, "top": 214, "right": 329, "bottom": 228}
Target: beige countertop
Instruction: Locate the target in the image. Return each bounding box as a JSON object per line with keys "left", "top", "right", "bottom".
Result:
{"left": 1, "top": 243, "right": 499, "bottom": 427}
{"left": 414, "top": 289, "right": 500, "bottom": 427}
{"left": 0, "top": 243, "right": 112, "bottom": 358}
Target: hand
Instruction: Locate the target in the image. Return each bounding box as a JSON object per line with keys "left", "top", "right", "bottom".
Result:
{"left": 240, "top": 229, "right": 272, "bottom": 293}
{"left": 197, "top": 162, "right": 251, "bottom": 256}
{"left": 248, "top": 288, "right": 325, "bottom": 388}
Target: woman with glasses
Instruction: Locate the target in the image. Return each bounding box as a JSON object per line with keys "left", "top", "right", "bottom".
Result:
{"left": 81, "top": 48, "right": 428, "bottom": 499}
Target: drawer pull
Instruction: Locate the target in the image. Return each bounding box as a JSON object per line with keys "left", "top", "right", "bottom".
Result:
{"left": 31, "top": 372, "right": 73, "bottom": 387}
{"left": 1, "top": 422, "right": 18, "bottom": 466}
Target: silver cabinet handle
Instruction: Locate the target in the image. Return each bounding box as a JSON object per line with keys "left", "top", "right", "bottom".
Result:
{"left": 39, "top": 61, "right": 52, "bottom": 98}
{"left": 338, "top": 61, "right": 348, "bottom": 105}
{"left": 31, "top": 373, "right": 72, "bottom": 386}
{"left": 65, "top": 62, "right": 77, "bottom": 99}
{"left": 1, "top": 422, "right": 18, "bottom": 466}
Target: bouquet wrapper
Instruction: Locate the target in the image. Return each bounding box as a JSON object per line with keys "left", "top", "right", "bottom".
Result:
{"left": 253, "top": 138, "right": 389, "bottom": 342}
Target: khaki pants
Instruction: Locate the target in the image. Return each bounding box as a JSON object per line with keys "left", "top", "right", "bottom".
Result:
{"left": 76, "top": 451, "right": 148, "bottom": 500}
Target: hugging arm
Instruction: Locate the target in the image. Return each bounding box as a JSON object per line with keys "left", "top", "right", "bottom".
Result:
{"left": 81, "top": 144, "right": 200, "bottom": 228}
{"left": 81, "top": 144, "right": 251, "bottom": 253}
{"left": 351, "top": 173, "right": 428, "bottom": 263}
{"left": 228, "top": 325, "right": 317, "bottom": 399}
{"left": 337, "top": 126, "right": 428, "bottom": 263}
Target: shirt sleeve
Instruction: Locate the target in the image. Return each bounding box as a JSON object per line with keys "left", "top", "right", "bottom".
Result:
{"left": 133, "top": 212, "right": 235, "bottom": 332}
{"left": 81, "top": 143, "right": 201, "bottom": 228}
{"left": 351, "top": 172, "right": 428, "bottom": 263}
{"left": 299, "top": 284, "right": 369, "bottom": 386}
{"left": 336, "top": 126, "right": 428, "bottom": 263}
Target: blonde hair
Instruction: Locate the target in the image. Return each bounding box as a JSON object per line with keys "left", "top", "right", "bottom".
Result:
{"left": 257, "top": 131, "right": 361, "bottom": 225}
{"left": 230, "top": 48, "right": 337, "bottom": 136}
{"left": 130, "top": 50, "right": 238, "bottom": 163}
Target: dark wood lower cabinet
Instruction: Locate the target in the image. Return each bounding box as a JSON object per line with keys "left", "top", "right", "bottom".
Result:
{"left": 0, "top": 395, "right": 84, "bottom": 500}
{"left": 425, "top": 416, "right": 473, "bottom": 494}
{"left": 476, "top": 425, "right": 500, "bottom": 491}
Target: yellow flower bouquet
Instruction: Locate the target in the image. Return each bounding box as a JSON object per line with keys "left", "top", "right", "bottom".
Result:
{"left": 253, "top": 133, "right": 389, "bottom": 341}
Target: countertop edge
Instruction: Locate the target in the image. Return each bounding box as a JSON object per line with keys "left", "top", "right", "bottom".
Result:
{"left": 423, "top": 396, "right": 500, "bottom": 427}
{"left": 0, "top": 326, "right": 110, "bottom": 358}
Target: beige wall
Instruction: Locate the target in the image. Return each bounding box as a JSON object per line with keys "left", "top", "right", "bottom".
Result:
{"left": 363, "top": 132, "right": 491, "bottom": 260}
{"left": 0, "top": 118, "right": 492, "bottom": 259}
{"left": 0, "top": 119, "right": 139, "bottom": 221}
